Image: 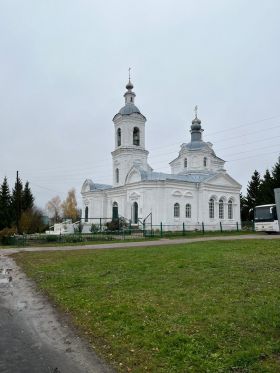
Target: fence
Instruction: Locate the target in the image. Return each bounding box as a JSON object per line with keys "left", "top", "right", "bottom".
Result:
{"left": 143, "top": 221, "right": 254, "bottom": 237}
{"left": 1, "top": 221, "right": 255, "bottom": 247}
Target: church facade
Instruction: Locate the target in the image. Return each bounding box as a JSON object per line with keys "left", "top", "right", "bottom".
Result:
{"left": 81, "top": 79, "right": 241, "bottom": 230}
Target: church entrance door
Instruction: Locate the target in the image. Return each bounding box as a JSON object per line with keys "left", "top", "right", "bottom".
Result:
{"left": 132, "top": 202, "right": 138, "bottom": 224}
{"left": 112, "top": 202, "right": 118, "bottom": 221}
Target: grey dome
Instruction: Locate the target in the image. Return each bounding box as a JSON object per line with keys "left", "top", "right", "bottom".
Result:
{"left": 119, "top": 103, "right": 141, "bottom": 115}
{"left": 126, "top": 80, "right": 134, "bottom": 90}
{"left": 191, "top": 117, "right": 202, "bottom": 131}
{"left": 182, "top": 140, "right": 215, "bottom": 154}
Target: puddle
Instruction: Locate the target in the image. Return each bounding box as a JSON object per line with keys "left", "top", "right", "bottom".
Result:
{"left": 17, "top": 300, "right": 28, "bottom": 311}
{"left": 0, "top": 278, "right": 10, "bottom": 284}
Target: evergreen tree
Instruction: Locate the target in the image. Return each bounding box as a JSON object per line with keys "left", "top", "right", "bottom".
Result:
{"left": 11, "top": 176, "right": 23, "bottom": 232}
{"left": 259, "top": 169, "right": 274, "bottom": 204}
{"left": 0, "top": 177, "right": 12, "bottom": 230}
{"left": 240, "top": 192, "right": 250, "bottom": 221}
{"left": 22, "top": 181, "right": 34, "bottom": 211}
{"left": 246, "top": 170, "right": 261, "bottom": 209}
{"left": 271, "top": 156, "right": 280, "bottom": 190}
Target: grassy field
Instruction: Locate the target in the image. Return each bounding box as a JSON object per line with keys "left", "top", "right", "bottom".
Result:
{"left": 14, "top": 239, "right": 280, "bottom": 372}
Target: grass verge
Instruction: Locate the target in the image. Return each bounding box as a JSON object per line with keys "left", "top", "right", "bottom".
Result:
{"left": 14, "top": 239, "right": 280, "bottom": 372}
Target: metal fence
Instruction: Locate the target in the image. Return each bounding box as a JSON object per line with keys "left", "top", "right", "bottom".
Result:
{"left": 1, "top": 220, "right": 254, "bottom": 247}
{"left": 143, "top": 221, "right": 254, "bottom": 237}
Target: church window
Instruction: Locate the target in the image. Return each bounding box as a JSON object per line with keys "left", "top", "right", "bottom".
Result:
{"left": 133, "top": 127, "right": 140, "bottom": 146}
{"left": 219, "top": 199, "right": 224, "bottom": 219}
{"left": 174, "top": 203, "right": 180, "bottom": 218}
{"left": 184, "top": 158, "right": 188, "bottom": 168}
{"left": 130, "top": 97, "right": 133, "bottom": 102}
{"left": 204, "top": 157, "right": 207, "bottom": 167}
{"left": 228, "top": 199, "right": 233, "bottom": 219}
{"left": 209, "top": 198, "right": 214, "bottom": 219}
{"left": 185, "top": 203, "right": 191, "bottom": 218}
{"left": 117, "top": 128, "right": 121, "bottom": 146}
{"left": 116, "top": 168, "right": 119, "bottom": 183}
{"left": 85, "top": 206, "right": 88, "bottom": 222}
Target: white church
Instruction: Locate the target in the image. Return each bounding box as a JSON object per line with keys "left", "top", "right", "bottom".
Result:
{"left": 81, "top": 78, "right": 241, "bottom": 230}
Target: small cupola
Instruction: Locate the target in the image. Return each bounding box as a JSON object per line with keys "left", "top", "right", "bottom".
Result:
{"left": 124, "top": 79, "right": 136, "bottom": 104}
{"left": 190, "top": 105, "right": 204, "bottom": 142}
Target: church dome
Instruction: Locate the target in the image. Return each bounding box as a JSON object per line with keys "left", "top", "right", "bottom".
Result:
{"left": 191, "top": 117, "right": 202, "bottom": 130}
{"left": 118, "top": 103, "right": 141, "bottom": 115}
{"left": 126, "top": 80, "right": 134, "bottom": 90}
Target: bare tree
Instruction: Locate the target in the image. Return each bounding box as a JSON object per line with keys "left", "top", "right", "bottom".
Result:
{"left": 46, "top": 196, "right": 62, "bottom": 224}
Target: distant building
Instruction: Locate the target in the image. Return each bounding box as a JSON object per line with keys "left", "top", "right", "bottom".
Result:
{"left": 81, "top": 79, "right": 241, "bottom": 230}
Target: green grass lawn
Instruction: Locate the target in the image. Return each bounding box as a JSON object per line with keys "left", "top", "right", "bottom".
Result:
{"left": 14, "top": 239, "right": 280, "bottom": 372}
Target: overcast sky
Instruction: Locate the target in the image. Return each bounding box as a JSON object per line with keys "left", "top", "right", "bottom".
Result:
{"left": 0, "top": 0, "right": 279, "bottom": 209}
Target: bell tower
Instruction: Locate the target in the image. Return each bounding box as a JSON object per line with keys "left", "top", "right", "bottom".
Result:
{"left": 111, "top": 76, "right": 151, "bottom": 186}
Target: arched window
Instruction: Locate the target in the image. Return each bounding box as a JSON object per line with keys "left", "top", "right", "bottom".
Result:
{"left": 228, "top": 199, "right": 233, "bottom": 219}
{"left": 174, "top": 203, "right": 180, "bottom": 218}
{"left": 112, "top": 202, "right": 118, "bottom": 221}
{"left": 117, "top": 128, "right": 121, "bottom": 146}
{"left": 133, "top": 127, "right": 140, "bottom": 146}
{"left": 185, "top": 204, "right": 191, "bottom": 218}
{"left": 219, "top": 199, "right": 224, "bottom": 219}
{"left": 204, "top": 157, "right": 207, "bottom": 167}
{"left": 85, "top": 206, "right": 88, "bottom": 222}
{"left": 209, "top": 198, "right": 214, "bottom": 219}
{"left": 184, "top": 158, "right": 188, "bottom": 168}
{"left": 115, "top": 168, "right": 119, "bottom": 183}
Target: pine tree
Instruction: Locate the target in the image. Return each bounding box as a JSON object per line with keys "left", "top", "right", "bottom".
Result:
{"left": 11, "top": 175, "right": 23, "bottom": 232}
{"left": 246, "top": 170, "right": 261, "bottom": 209}
{"left": 259, "top": 169, "right": 274, "bottom": 204}
{"left": 0, "top": 177, "right": 12, "bottom": 230}
{"left": 22, "top": 181, "right": 34, "bottom": 211}
{"left": 240, "top": 192, "right": 250, "bottom": 221}
{"left": 271, "top": 156, "right": 280, "bottom": 191}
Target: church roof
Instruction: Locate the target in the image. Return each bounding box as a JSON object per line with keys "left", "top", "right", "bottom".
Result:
{"left": 118, "top": 103, "right": 141, "bottom": 115}
{"left": 181, "top": 140, "right": 215, "bottom": 152}
{"left": 91, "top": 183, "right": 112, "bottom": 190}
{"left": 139, "top": 169, "right": 217, "bottom": 183}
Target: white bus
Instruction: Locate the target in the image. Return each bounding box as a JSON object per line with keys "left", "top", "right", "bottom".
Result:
{"left": 254, "top": 204, "right": 279, "bottom": 233}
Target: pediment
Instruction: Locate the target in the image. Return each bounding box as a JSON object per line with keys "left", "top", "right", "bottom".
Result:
{"left": 205, "top": 173, "right": 241, "bottom": 188}
{"left": 184, "top": 191, "right": 193, "bottom": 198}
{"left": 81, "top": 179, "right": 94, "bottom": 193}
{"left": 125, "top": 166, "right": 141, "bottom": 184}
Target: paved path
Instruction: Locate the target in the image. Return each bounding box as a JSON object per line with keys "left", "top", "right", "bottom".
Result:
{"left": 1, "top": 234, "right": 280, "bottom": 255}
{"left": 0, "top": 255, "right": 114, "bottom": 373}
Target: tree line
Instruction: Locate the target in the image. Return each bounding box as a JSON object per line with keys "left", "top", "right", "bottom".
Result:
{"left": 0, "top": 175, "right": 46, "bottom": 235}
{"left": 0, "top": 174, "right": 81, "bottom": 235}
{"left": 241, "top": 156, "right": 280, "bottom": 220}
